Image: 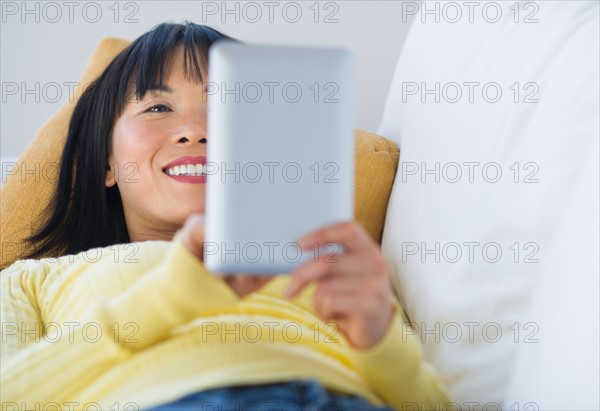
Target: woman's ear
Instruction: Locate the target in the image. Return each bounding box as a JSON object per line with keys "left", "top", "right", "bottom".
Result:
{"left": 105, "top": 156, "right": 117, "bottom": 188}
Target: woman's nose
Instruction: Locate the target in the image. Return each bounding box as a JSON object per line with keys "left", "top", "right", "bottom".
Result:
{"left": 172, "top": 115, "right": 207, "bottom": 145}
{"left": 176, "top": 136, "right": 207, "bottom": 143}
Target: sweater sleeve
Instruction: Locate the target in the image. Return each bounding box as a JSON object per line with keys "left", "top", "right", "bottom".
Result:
{"left": 0, "top": 231, "right": 237, "bottom": 408}
{"left": 347, "top": 299, "right": 452, "bottom": 410}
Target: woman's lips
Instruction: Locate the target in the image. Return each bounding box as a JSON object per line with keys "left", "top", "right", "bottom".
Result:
{"left": 163, "top": 171, "right": 207, "bottom": 184}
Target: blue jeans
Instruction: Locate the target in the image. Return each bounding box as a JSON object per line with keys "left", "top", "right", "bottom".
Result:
{"left": 145, "top": 378, "right": 394, "bottom": 410}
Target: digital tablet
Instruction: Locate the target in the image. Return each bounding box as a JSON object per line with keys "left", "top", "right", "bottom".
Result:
{"left": 204, "top": 41, "right": 355, "bottom": 275}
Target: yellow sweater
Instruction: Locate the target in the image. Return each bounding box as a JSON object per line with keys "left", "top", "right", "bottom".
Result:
{"left": 0, "top": 231, "right": 450, "bottom": 410}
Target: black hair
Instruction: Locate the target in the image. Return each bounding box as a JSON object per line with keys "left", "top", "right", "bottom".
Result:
{"left": 24, "top": 21, "right": 236, "bottom": 260}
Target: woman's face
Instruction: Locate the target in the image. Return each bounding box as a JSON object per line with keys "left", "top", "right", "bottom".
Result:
{"left": 106, "top": 46, "right": 207, "bottom": 242}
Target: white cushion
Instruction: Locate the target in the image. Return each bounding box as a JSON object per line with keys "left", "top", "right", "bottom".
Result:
{"left": 504, "top": 128, "right": 599, "bottom": 409}
{"left": 378, "top": 1, "right": 599, "bottom": 407}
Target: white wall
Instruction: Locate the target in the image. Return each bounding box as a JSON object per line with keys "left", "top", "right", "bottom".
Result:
{"left": 0, "top": 1, "right": 417, "bottom": 158}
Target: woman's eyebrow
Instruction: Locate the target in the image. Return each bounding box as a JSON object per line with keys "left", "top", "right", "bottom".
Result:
{"left": 147, "top": 84, "right": 174, "bottom": 94}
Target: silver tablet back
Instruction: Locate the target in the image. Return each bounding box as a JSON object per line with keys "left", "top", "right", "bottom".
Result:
{"left": 204, "top": 42, "right": 354, "bottom": 274}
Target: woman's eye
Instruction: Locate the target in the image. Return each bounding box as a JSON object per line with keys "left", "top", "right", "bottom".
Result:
{"left": 146, "top": 104, "right": 171, "bottom": 113}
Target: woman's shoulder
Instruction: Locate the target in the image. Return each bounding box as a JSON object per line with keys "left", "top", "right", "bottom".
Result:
{"left": 1, "top": 240, "right": 175, "bottom": 312}
{"left": 0, "top": 240, "right": 176, "bottom": 325}
{"left": 1, "top": 239, "right": 173, "bottom": 277}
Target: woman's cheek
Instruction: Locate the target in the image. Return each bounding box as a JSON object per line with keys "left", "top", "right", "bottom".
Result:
{"left": 113, "top": 121, "right": 165, "bottom": 184}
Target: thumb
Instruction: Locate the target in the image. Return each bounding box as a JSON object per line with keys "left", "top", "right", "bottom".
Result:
{"left": 181, "top": 213, "right": 205, "bottom": 261}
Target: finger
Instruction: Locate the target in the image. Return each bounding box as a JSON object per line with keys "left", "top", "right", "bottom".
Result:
{"left": 185, "top": 212, "right": 205, "bottom": 226}
{"left": 181, "top": 213, "right": 205, "bottom": 260}
{"left": 285, "top": 254, "right": 371, "bottom": 298}
{"left": 298, "top": 221, "right": 376, "bottom": 255}
{"left": 314, "top": 283, "right": 390, "bottom": 322}
{"left": 317, "top": 275, "right": 366, "bottom": 294}
{"left": 313, "top": 292, "right": 363, "bottom": 322}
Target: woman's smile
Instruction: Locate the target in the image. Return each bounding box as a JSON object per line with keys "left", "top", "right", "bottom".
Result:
{"left": 162, "top": 155, "right": 207, "bottom": 184}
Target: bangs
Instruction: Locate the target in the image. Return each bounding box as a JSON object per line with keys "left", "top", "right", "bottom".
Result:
{"left": 111, "top": 21, "right": 235, "bottom": 114}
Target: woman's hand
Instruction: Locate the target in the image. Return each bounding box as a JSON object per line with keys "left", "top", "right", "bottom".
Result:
{"left": 285, "top": 221, "right": 395, "bottom": 350}
{"left": 180, "top": 214, "right": 395, "bottom": 347}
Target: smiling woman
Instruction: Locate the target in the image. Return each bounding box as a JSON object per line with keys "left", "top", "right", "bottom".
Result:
{"left": 1, "top": 21, "right": 450, "bottom": 411}
{"left": 24, "top": 22, "right": 234, "bottom": 257}
{"left": 106, "top": 44, "right": 214, "bottom": 243}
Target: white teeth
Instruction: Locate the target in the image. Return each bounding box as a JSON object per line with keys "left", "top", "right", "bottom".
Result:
{"left": 165, "top": 163, "right": 205, "bottom": 177}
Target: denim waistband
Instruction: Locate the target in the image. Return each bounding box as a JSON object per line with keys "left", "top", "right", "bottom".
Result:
{"left": 145, "top": 378, "right": 393, "bottom": 411}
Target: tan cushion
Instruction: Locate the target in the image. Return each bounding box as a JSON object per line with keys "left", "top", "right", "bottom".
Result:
{"left": 0, "top": 37, "right": 398, "bottom": 269}
{"left": 353, "top": 130, "right": 399, "bottom": 243}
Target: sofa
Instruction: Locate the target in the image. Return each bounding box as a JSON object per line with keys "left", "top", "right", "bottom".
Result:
{"left": 1, "top": 2, "right": 598, "bottom": 409}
